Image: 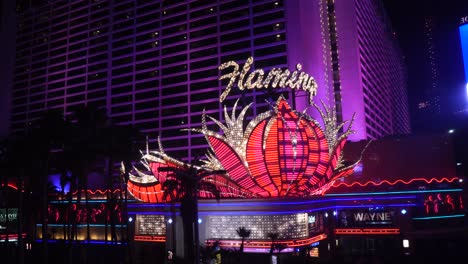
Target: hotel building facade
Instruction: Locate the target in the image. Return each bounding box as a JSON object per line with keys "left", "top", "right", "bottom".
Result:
{"left": 3, "top": 2, "right": 465, "bottom": 263}
{"left": 9, "top": 0, "right": 409, "bottom": 161}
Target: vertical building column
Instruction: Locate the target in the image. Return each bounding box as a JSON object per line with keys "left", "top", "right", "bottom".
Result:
{"left": 319, "top": 209, "right": 337, "bottom": 262}
{"left": 285, "top": 0, "right": 329, "bottom": 118}
{"left": 0, "top": 0, "right": 16, "bottom": 137}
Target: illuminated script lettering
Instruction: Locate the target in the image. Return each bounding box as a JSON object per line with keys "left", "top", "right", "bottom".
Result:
{"left": 354, "top": 212, "right": 392, "bottom": 222}
{"left": 218, "top": 57, "right": 318, "bottom": 103}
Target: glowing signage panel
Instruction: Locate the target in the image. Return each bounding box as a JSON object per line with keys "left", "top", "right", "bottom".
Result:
{"left": 135, "top": 215, "right": 166, "bottom": 236}
{"left": 308, "top": 212, "right": 325, "bottom": 236}
{"left": 310, "top": 247, "right": 319, "bottom": 257}
{"left": 337, "top": 209, "right": 395, "bottom": 227}
{"left": 0, "top": 208, "right": 18, "bottom": 233}
{"left": 206, "top": 213, "right": 308, "bottom": 240}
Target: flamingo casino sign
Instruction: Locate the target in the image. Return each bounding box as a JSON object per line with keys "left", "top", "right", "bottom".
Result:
{"left": 218, "top": 57, "right": 318, "bottom": 103}
{"left": 127, "top": 57, "right": 361, "bottom": 202}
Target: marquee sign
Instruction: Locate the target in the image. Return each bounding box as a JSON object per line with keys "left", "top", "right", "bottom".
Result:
{"left": 218, "top": 57, "right": 318, "bottom": 103}
{"left": 0, "top": 208, "right": 18, "bottom": 233}
{"left": 353, "top": 211, "right": 392, "bottom": 224}
{"left": 337, "top": 209, "right": 395, "bottom": 227}
{"left": 126, "top": 58, "right": 361, "bottom": 202}
{"left": 206, "top": 213, "right": 308, "bottom": 240}
{"left": 308, "top": 212, "right": 325, "bottom": 236}
{"left": 135, "top": 215, "right": 166, "bottom": 236}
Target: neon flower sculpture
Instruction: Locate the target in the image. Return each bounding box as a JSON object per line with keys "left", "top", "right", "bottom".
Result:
{"left": 127, "top": 96, "right": 361, "bottom": 202}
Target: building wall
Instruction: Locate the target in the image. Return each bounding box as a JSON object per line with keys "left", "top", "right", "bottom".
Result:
{"left": 286, "top": 0, "right": 331, "bottom": 115}
{"left": 11, "top": 0, "right": 410, "bottom": 159}
{"left": 12, "top": 0, "right": 292, "bottom": 161}
{"left": 341, "top": 134, "right": 458, "bottom": 185}
{"left": 335, "top": 0, "right": 410, "bottom": 140}
{"left": 0, "top": 0, "right": 15, "bottom": 138}
{"left": 334, "top": 0, "right": 366, "bottom": 140}
{"left": 12, "top": 1, "right": 294, "bottom": 161}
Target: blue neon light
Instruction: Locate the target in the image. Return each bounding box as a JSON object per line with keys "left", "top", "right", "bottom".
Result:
{"left": 196, "top": 203, "right": 416, "bottom": 216}
{"left": 125, "top": 196, "right": 416, "bottom": 209}
{"left": 412, "top": 214, "right": 465, "bottom": 220}
{"left": 460, "top": 24, "right": 468, "bottom": 84}
{"left": 460, "top": 24, "right": 468, "bottom": 102}
{"left": 48, "top": 173, "right": 70, "bottom": 193}
{"left": 128, "top": 211, "right": 176, "bottom": 216}
{"left": 324, "top": 189, "right": 463, "bottom": 196}
{"left": 198, "top": 196, "right": 416, "bottom": 207}
{"left": 466, "top": 83, "right": 468, "bottom": 102}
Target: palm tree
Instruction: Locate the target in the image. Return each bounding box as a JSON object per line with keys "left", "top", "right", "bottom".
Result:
{"left": 236, "top": 227, "right": 251, "bottom": 255}
{"left": 0, "top": 137, "right": 14, "bottom": 259}
{"left": 0, "top": 138, "right": 11, "bottom": 244}
{"left": 267, "top": 232, "right": 279, "bottom": 256}
{"left": 160, "top": 164, "right": 225, "bottom": 264}
{"left": 0, "top": 107, "right": 139, "bottom": 264}
{"left": 267, "top": 232, "right": 287, "bottom": 264}
{"left": 71, "top": 106, "right": 107, "bottom": 243}
{"left": 0, "top": 110, "right": 68, "bottom": 264}
{"left": 69, "top": 109, "right": 140, "bottom": 262}
{"left": 1, "top": 133, "right": 43, "bottom": 264}
{"left": 27, "top": 110, "right": 69, "bottom": 264}
{"left": 1, "top": 128, "right": 50, "bottom": 264}
{"left": 104, "top": 123, "right": 140, "bottom": 243}
{"left": 161, "top": 179, "right": 179, "bottom": 257}
{"left": 70, "top": 105, "right": 141, "bottom": 244}
{"left": 273, "top": 243, "right": 287, "bottom": 254}
{"left": 59, "top": 171, "right": 70, "bottom": 240}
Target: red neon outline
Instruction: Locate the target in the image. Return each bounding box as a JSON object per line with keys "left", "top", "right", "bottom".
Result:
{"left": 247, "top": 119, "right": 277, "bottom": 195}
{"left": 335, "top": 228, "right": 400, "bottom": 235}
{"left": 209, "top": 136, "right": 263, "bottom": 194}
{"left": 265, "top": 117, "right": 281, "bottom": 190}
{"left": 1, "top": 183, "right": 19, "bottom": 190}
{"left": 0, "top": 233, "right": 27, "bottom": 239}
{"left": 332, "top": 177, "right": 458, "bottom": 188}
{"left": 134, "top": 235, "right": 166, "bottom": 242}
{"left": 71, "top": 189, "right": 123, "bottom": 195}
{"left": 206, "top": 234, "right": 327, "bottom": 248}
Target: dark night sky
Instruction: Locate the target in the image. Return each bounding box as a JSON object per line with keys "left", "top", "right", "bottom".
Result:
{"left": 382, "top": 0, "right": 468, "bottom": 132}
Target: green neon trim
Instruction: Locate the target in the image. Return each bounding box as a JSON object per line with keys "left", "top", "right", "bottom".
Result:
{"left": 324, "top": 189, "right": 463, "bottom": 196}
{"left": 412, "top": 214, "right": 465, "bottom": 220}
